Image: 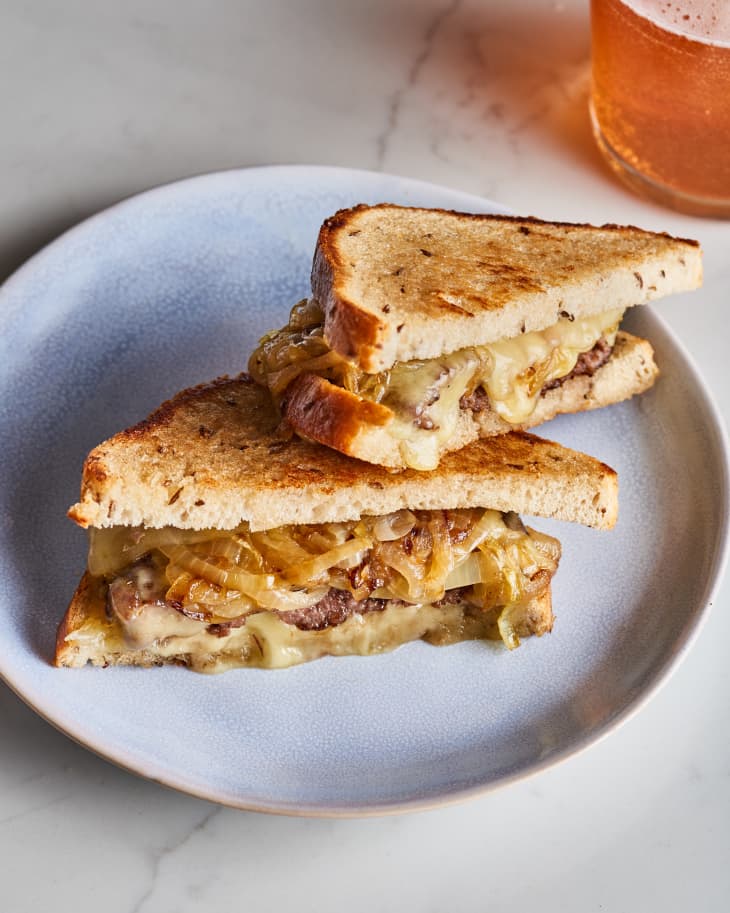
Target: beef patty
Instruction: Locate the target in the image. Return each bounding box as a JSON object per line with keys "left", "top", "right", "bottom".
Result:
{"left": 277, "top": 585, "right": 471, "bottom": 631}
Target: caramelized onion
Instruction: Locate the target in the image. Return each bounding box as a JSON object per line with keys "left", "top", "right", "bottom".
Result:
{"left": 94, "top": 507, "right": 561, "bottom": 649}
{"left": 282, "top": 537, "right": 372, "bottom": 585}
{"left": 372, "top": 510, "right": 416, "bottom": 542}
{"left": 497, "top": 607, "right": 521, "bottom": 651}
{"left": 248, "top": 298, "right": 359, "bottom": 401}
{"left": 161, "top": 545, "right": 325, "bottom": 611}
{"left": 88, "top": 526, "right": 235, "bottom": 577}
{"left": 443, "top": 554, "right": 482, "bottom": 590}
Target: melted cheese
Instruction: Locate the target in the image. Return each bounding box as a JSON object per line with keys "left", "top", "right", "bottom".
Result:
{"left": 482, "top": 308, "right": 624, "bottom": 423}
{"left": 251, "top": 301, "right": 624, "bottom": 470}
{"left": 376, "top": 308, "right": 623, "bottom": 469}
{"left": 66, "top": 599, "right": 514, "bottom": 673}
{"left": 383, "top": 349, "right": 482, "bottom": 470}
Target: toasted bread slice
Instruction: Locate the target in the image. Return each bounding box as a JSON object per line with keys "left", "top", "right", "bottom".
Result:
{"left": 313, "top": 204, "right": 701, "bottom": 372}
{"left": 68, "top": 374, "right": 618, "bottom": 531}
{"left": 55, "top": 571, "right": 554, "bottom": 672}
{"left": 283, "top": 331, "right": 657, "bottom": 471}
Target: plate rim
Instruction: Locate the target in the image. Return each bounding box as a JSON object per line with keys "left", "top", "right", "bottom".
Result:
{"left": 0, "top": 164, "right": 727, "bottom": 816}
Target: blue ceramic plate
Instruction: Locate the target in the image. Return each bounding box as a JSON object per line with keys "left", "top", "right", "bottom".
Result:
{"left": 0, "top": 166, "right": 727, "bottom": 815}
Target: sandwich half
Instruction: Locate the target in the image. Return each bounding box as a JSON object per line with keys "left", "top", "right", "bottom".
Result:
{"left": 249, "top": 204, "right": 702, "bottom": 470}
{"left": 57, "top": 374, "right": 617, "bottom": 673}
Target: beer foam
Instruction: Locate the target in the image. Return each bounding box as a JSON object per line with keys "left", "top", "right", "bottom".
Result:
{"left": 626, "top": 1, "right": 730, "bottom": 46}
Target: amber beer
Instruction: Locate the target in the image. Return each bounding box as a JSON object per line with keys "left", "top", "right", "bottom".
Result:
{"left": 591, "top": 0, "right": 730, "bottom": 215}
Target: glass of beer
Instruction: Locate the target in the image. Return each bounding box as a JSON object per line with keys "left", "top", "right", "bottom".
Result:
{"left": 590, "top": 0, "right": 730, "bottom": 217}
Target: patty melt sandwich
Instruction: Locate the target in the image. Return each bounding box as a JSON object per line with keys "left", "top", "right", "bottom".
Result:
{"left": 250, "top": 204, "right": 702, "bottom": 470}
{"left": 57, "top": 375, "right": 617, "bottom": 673}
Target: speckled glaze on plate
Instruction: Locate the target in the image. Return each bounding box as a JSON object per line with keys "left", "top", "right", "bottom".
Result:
{"left": 0, "top": 166, "right": 727, "bottom": 816}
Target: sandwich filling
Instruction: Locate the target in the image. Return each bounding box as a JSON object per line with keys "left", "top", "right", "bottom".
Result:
{"left": 78, "top": 508, "right": 560, "bottom": 670}
{"left": 249, "top": 299, "right": 624, "bottom": 469}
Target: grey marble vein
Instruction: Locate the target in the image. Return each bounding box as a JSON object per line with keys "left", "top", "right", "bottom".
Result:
{"left": 0, "top": 791, "right": 73, "bottom": 828}
{"left": 375, "top": 0, "right": 462, "bottom": 168}
{"left": 128, "top": 806, "right": 221, "bottom": 913}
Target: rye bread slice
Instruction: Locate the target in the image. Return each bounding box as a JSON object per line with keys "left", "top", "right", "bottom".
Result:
{"left": 312, "top": 204, "right": 701, "bottom": 372}
{"left": 68, "top": 374, "right": 618, "bottom": 531}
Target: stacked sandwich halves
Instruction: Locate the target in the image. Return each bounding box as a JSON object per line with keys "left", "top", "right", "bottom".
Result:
{"left": 56, "top": 205, "right": 702, "bottom": 672}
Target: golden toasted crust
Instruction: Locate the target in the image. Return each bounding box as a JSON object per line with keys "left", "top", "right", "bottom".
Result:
{"left": 312, "top": 204, "right": 702, "bottom": 371}
{"left": 282, "top": 331, "right": 657, "bottom": 471}
{"left": 54, "top": 572, "right": 554, "bottom": 670}
{"left": 68, "top": 374, "right": 618, "bottom": 531}
{"left": 281, "top": 372, "right": 392, "bottom": 449}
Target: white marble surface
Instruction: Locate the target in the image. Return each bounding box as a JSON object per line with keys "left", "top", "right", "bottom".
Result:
{"left": 1, "top": 0, "right": 729, "bottom": 910}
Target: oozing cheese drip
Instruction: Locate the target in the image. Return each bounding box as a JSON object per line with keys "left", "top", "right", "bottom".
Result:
{"left": 382, "top": 349, "right": 482, "bottom": 470}
{"left": 376, "top": 308, "right": 623, "bottom": 469}
{"left": 64, "top": 595, "right": 547, "bottom": 673}
{"left": 482, "top": 308, "right": 624, "bottom": 423}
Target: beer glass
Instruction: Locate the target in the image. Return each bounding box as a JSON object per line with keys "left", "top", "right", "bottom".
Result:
{"left": 590, "top": 0, "right": 730, "bottom": 217}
